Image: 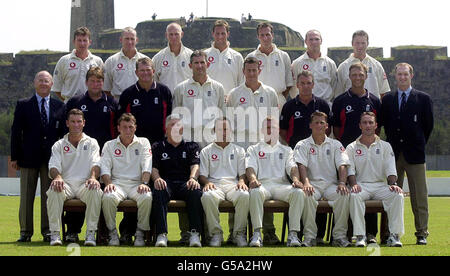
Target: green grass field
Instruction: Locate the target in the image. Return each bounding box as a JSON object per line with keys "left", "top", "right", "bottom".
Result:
{"left": 0, "top": 196, "right": 449, "bottom": 256}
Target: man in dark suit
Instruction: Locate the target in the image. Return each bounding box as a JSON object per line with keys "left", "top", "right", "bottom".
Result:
{"left": 11, "top": 71, "right": 65, "bottom": 242}
{"left": 381, "top": 63, "right": 434, "bottom": 245}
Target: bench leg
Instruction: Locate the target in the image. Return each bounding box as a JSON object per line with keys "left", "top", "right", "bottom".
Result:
{"left": 61, "top": 211, "right": 67, "bottom": 242}
{"left": 281, "top": 212, "right": 288, "bottom": 244}
{"left": 380, "top": 211, "right": 389, "bottom": 244}
{"left": 97, "top": 210, "right": 109, "bottom": 245}
{"left": 247, "top": 214, "right": 253, "bottom": 241}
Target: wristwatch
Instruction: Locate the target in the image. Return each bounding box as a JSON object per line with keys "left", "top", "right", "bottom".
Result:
{"left": 143, "top": 181, "right": 149, "bottom": 186}
{"left": 389, "top": 182, "right": 397, "bottom": 186}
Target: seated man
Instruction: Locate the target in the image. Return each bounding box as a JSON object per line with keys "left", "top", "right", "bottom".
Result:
{"left": 200, "top": 117, "right": 249, "bottom": 247}
{"left": 46, "top": 109, "right": 102, "bottom": 246}
{"left": 246, "top": 117, "right": 305, "bottom": 247}
{"left": 151, "top": 114, "right": 204, "bottom": 247}
{"left": 294, "top": 111, "right": 351, "bottom": 247}
{"left": 347, "top": 112, "right": 404, "bottom": 247}
{"left": 101, "top": 113, "right": 152, "bottom": 247}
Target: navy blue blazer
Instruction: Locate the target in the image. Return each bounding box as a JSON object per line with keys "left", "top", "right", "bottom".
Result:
{"left": 381, "top": 88, "right": 434, "bottom": 164}
{"left": 11, "top": 95, "right": 65, "bottom": 168}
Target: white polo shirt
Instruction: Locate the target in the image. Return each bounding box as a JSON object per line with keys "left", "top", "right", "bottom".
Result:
{"left": 246, "top": 44, "right": 294, "bottom": 94}
{"left": 103, "top": 49, "right": 149, "bottom": 97}
{"left": 199, "top": 142, "right": 246, "bottom": 185}
{"left": 52, "top": 50, "right": 104, "bottom": 102}
{"left": 152, "top": 44, "right": 193, "bottom": 94}
{"left": 100, "top": 136, "right": 152, "bottom": 185}
{"left": 48, "top": 133, "right": 101, "bottom": 186}
{"left": 204, "top": 43, "right": 244, "bottom": 95}
{"left": 173, "top": 76, "right": 225, "bottom": 131}
{"left": 336, "top": 53, "right": 390, "bottom": 99}
{"left": 246, "top": 141, "right": 296, "bottom": 185}
{"left": 291, "top": 52, "right": 338, "bottom": 104}
{"left": 346, "top": 136, "right": 397, "bottom": 185}
{"left": 294, "top": 136, "right": 349, "bottom": 191}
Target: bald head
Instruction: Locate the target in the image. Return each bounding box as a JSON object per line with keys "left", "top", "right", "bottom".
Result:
{"left": 34, "top": 71, "right": 53, "bottom": 97}
{"left": 166, "top": 23, "right": 184, "bottom": 47}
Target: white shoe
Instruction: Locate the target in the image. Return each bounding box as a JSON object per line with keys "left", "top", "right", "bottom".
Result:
{"left": 233, "top": 232, "right": 248, "bottom": 247}
{"left": 209, "top": 234, "right": 223, "bottom": 247}
{"left": 134, "top": 229, "right": 145, "bottom": 247}
{"left": 108, "top": 229, "right": 120, "bottom": 246}
{"left": 249, "top": 232, "right": 263, "bottom": 247}
{"left": 287, "top": 232, "right": 301, "bottom": 247}
{"left": 301, "top": 238, "right": 316, "bottom": 247}
{"left": 332, "top": 237, "right": 351, "bottom": 247}
{"left": 84, "top": 230, "right": 96, "bottom": 246}
{"left": 189, "top": 230, "right": 202, "bottom": 247}
{"left": 50, "top": 231, "right": 62, "bottom": 246}
{"left": 387, "top": 234, "right": 403, "bottom": 247}
{"left": 155, "top": 233, "right": 168, "bottom": 247}
{"left": 355, "top": 235, "right": 367, "bottom": 247}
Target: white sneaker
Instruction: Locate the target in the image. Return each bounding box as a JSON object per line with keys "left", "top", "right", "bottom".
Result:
{"left": 134, "top": 229, "right": 146, "bottom": 247}
{"left": 189, "top": 230, "right": 202, "bottom": 247}
{"left": 301, "top": 238, "right": 316, "bottom": 247}
{"left": 387, "top": 234, "right": 403, "bottom": 247}
{"left": 84, "top": 230, "right": 96, "bottom": 246}
{"left": 108, "top": 229, "right": 120, "bottom": 246}
{"left": 50, "top": 231, "right": 62, "bottom": 246}
{"left": 209, "top": 233, "right": 223, "bottom": 247}
{"left": 332, "top": 237, "right": 351, "bottom": 247}
{"left": 233, "top": 232, "right": 248, "bottom": 247}
{"left": 355, "top": 235, "right": 367, "bottom": 247}
{"left": 249, "top": 232, "right": 263, "bottom": 247}
{"left": 155, "top": 233, "right": 168, "bottom": 247}
{"left": 287, "top": 232, "right": 301, "bottom": 247}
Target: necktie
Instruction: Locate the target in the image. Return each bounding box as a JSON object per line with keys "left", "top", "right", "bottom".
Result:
{"left": 40, "top": 98, "right": 48, "bottom": 127}
{"left": 400, "top": 92, "right": 407, "bottom": 113}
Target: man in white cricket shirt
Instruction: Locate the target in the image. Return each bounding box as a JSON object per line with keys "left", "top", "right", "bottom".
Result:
{"left": 199, "top": 117, "right": 249, "bottom": 247}
{"left": 294, "top": 111, "right": 351, "bottom": 247}
{"left": 46, "top": 109, "right": 102, "bottom": 246}
{"left": 246, "top": 117, "right": 304, "bottom": 247}
{"left": 347, "top": 112, "right": 404, "bottom": 247}
{"left": 101, "top": 113, "right": 153, "bottom": 247}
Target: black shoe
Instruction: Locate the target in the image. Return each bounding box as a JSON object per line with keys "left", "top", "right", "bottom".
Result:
{"left": 17, "top": 235, "right": 31, "bottom": 242}
{"left": 417, "top": 236, "right": 427, "bottom": 245}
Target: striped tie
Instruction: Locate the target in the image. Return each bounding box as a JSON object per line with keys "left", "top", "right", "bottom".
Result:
{"left": 41, "top": 98, "right": 48, "bottom": 127}
{"left": 400, "top": 92, "right": 407, "bottom": 113}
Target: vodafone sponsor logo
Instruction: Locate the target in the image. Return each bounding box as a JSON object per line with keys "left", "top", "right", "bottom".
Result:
{"left": 208, "top": 56, "right": 215, "bottom": 63}
{"left": 310, "top": 148, "right": 316, "bottom": 155}
{"left": 69, "top": 62, "right": 77, "bottom": 70}
{"left": 356, "top": 149, "right": 363, "bottom": 156}
{"left": 258, "top": 151, "right": 266, "bottom": 159}
{"left": 211, "top": 154, "right": 219, "bottom": 161}
{"left": 64, "top": 146, "right": 70, "bottom": 153}
{"left": 303, "top": 64, "right": 310, "bottom": 70}
{"left": 187, "top": 89, "right": 195, "bottom": 97}
{"left": 239, "top": 97, "right": 247, "bottom": 104}
{"left": 114, "top": 149, "right": 122, "bottom": 156}
{"left": 116, "top": 63, "right": 124, "bottom": 70}
{"left": 163, "top": 60, "right": 169, "bottom": 67}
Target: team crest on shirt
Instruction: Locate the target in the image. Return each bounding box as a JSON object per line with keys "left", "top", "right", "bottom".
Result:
{"left": 230, "top": 154, "right": 234, "bottom": 160}
{"left": 368, "top": 67, "right": 373, "bottom": 74}
{"left": 376, "top": 149, "right": 380, "bottom": 155}
{"left": 227, "top": 59, "right": 232, "bottom": 65}
{"left": 181, "top": 61, "right": 186, "bottom": 68}
{"left": 323, "top": 66, "right": 327, "bottom": 72}
{"left": 135, "top": 149, "right": 140, "bottom": 156}
{"left": 275, "top": 60, "right": 279, "bottom": 67}
{"left": 279, "top": 153, "right": 283, "bottom": 160}
{"left": 83, "top": 145, "right": 88, "bottom": 151}
{"left": 365, "top": 104, "right": 371, "bottom": 112}
{"left": 326, "top": 149, "right": 331, "bottom": 156}
{"left": 182, "top": 152, "right": 187, "bottom": 159}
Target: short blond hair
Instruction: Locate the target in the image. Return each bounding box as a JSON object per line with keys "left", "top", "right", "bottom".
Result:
{"left": 395, "top": 62, "right": 414, "bottom": 75}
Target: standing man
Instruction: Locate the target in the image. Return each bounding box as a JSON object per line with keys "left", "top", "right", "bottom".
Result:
{"left": 103, "top": 27, "right": 149, "bottom": 100}
{"left": 295, "top": 112, "right": 351, "bottom": 247}
{"left": 52, "top": 27, "right": 104, "bottom": 103}
{"left": 246, "top": 22, "right": 294, "bottom": 108}
{"left": 11, "top": 71, "right": 65, "bottom": 242}
{"left": 199, "top": 117, "right": 249, "bottom": 247}
{"left": 347, "top": 112, "right": 404, "bottom": 247}
{"left": 101, "top": 113, "right": 153, "bottom": 247}
{"left": 336, "top": 30, "right": 390, "bottom": 99}
{"left": 246, "top": 117, "right": 304, "bottom": 247}
{"left": 46, "top": 109, "right": 102, "bottom": 246}
{"left": 205, "top": 20, "right": 244, "bottom": 97}
{"left": 291, "top": 30, "right": 338, "bottom": 105}
{"left": 152, "top": 22, "right": 193, "bottom": 94}
{"left": 151, "top": 114, "right": 204, "bottom": 247}
{"left": 381, "top": 63, "right": 434, "bottom": 245}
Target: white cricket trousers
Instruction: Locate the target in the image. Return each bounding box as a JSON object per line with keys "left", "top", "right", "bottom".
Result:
{"left": 102, "top": 183, "right": 152, "bottom": 231}
{"left": 201, "top": 183, "right": 249, "bottom": 237}
{"left": 302, "top": 184, "right": 350, "bottom": 240}
{"left": 350, "top": 183, "right": 404, "bottom": 236}
{"left": 249, "top": 182, "right": 305, "bottom": 232}
{"left": 47, "top": 182, "right": 103, "bottom": 232}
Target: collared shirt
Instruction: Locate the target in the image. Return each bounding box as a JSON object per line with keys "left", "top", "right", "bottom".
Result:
{"left": 152, "top": 139, "right": 200, "bottom": 182}
{"left": 346, "top": 135, "right": 397, "bottom": 185}
{"left": 35, "top": 93, "right": 50, "bottom": 120}
{"left": 204, "top": 43, "right": 244, "bottom": 95}
{"left": 246, "top": 44, "right": 294, "bottom": 94}
{"left": 291, "top": 52, "right": 338, "bottom": 104}
{"left": 103, "top": 49, "right": 149, "bottom": 97}
{"left": 294, "top": 136, "right": 349, "bottom": 190}
{"left": 52, "top": 50, "right": 104, "bottom": 102}
{"left": 245, "top": 141, "right": 296, "bottom": 185}
{"left": 336, "top": 53, "right": 390, "bottom": 99}
{"left": 100, "top": 135, "right": 152, "bottom": 185}
{"left": 152, "top": 44, "right": 193, "bottom": 94}
{"left": 331, "top": 89, "right": 381, "bottom": 147}
{"left": 397, "top": 86, "right": 413, "bottom": 110}
{"left": 49, "top": 133, "right": 100, "bottom": 186}
{"left": 280, "top": 95, "right": 330, "bottom": 149}
{"left": 66, "top": 92, "right": 118, "bottom": 149}
{"left": 200, "top": 142, "right": 246, "bottom": 185}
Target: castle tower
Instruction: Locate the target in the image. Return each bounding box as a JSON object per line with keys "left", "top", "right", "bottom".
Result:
{"left": 70, "top": 0, "right": 115, "bottom": 50}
